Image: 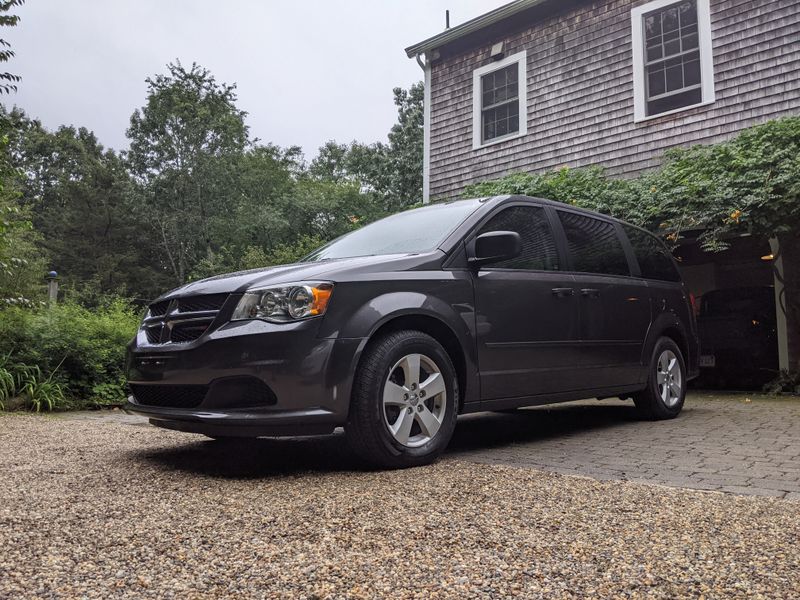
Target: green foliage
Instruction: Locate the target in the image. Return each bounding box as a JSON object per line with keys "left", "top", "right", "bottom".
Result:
{"left": 126, "top": 61, "right": 251, "bottom": 285}
{"left": 0, "top": 112, "right": 47, "bottom": 304}
{"left": 0, "top": 351, "right": 68, "bottom": 412}
{"left": 646, "top": 116, "right": 800, "bottom": 249}
{"left": 0, "top": 0, "right": 23, "bottom": 94}
{"left": 5, "top": 63, "right": 412, "bottom": 303}
{"left": 463, "top": 167, "right": 651, "bottom": 225}
{"left": 89, "top": 381, "right": 128, "bottom": 407}
{"left": 17, "top": 363, "right": 67, "bottom": 412}
{"left": 0, "top": 355, "right": 13, "bottom": 409}
{"left": 6, "top": 107, "right": 162, "bottom": 300}
{"left": 310, "top": 82, "right": 424, "bottom": 211}
{"left": 263, "top": 235, "right": 325, "bottom": 266}
{"left": 188, "top": 177, "right": 377, "bottom": 280}
{"left": 0, "top": 300, "right": 140, "bottom": 408}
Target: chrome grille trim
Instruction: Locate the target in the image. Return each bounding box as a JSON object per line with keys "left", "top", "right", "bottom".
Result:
{"left": 142, "top": 294, "right": 230, "bottom": 345}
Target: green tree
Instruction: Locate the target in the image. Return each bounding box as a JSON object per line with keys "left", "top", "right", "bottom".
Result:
{"left": 126, "top": 61, "right": 250, "bottom": 284}
{"left": 384, "top": 82, "right": 424, "bottom": 209}
{"left": 0, "top": 111, "right": 45, "bottom": 304}
{"left": 0, "top": 0, "right": 23, "bottom": 95}
{"left": 310, "top": 82, "right": 424, "bottom": 211}
{"left": 6, "top": 108, "right": 168, "bottom": 301}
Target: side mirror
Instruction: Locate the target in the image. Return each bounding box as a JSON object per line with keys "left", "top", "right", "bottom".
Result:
{"left": 467, "top": 231, "right": 522, "bottom": 268}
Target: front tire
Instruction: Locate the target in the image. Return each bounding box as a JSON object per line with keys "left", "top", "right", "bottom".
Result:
{"left": 345, "top": 330, "right": 458, "bottom": 469}
{"left": 633, "top": 336, "right": 687, "bottom": 420}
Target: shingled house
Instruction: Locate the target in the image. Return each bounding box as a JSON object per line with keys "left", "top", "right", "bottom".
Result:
{"left": 405, "top": 0, "right": 800, "bottom": 375}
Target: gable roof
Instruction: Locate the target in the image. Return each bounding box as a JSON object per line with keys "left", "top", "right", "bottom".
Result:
{"left": 404, "top": 0, "right": 552, "bottom": 58}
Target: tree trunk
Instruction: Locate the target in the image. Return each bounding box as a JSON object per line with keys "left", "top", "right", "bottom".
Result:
{"left": 778, "top": 231, "right": 800, "bottom": 373}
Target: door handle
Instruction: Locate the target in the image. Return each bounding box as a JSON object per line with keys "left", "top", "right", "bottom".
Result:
{"left": 581, "top": 288, "right": 600, "bottom": 298}
{"left": 551, "top": 287, "right": 575, "bottom": 298}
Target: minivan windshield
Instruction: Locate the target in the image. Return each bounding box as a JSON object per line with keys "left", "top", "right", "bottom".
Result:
{"left": 304, "top": 199, "right": 483, "bottom": 261}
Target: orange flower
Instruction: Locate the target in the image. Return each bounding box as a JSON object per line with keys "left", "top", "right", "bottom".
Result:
{"left": 730, "top": 209, "right": 742, "bottom": 222}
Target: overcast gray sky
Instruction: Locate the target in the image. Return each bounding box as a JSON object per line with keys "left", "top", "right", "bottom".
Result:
{"left": 5, "top": 0, "right": 509, "bottom": 158}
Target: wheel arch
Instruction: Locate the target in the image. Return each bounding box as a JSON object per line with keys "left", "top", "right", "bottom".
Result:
{"left": 643, "top": 313, "right": 691, "bottom": 370}
{"left": 661, "top": 325, "right": 689, "bottom": 364}
{"left": 356, "top": 313, "right": 472, "bottom": 412}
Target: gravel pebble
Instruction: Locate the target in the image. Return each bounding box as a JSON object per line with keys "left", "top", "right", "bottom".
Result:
{"left": 1, "top": 414, "right": 799, "bottom": 598}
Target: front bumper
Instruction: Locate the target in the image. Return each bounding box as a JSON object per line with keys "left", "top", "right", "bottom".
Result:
{"left": 125, "top": 318, "right": 363, "bottom": 437}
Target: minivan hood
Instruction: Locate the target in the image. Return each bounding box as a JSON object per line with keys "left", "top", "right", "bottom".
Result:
{"left": 156, "top": 253, "right": 427, "bottom": 300}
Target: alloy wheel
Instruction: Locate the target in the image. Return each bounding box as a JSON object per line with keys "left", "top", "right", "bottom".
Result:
{"left": 382, "top": 353, "right": 447, "bottom": 448}
{"left": 656, "top": 349, "right": 682, "bottom": 407}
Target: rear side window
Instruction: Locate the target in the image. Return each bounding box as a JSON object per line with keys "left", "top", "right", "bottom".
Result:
{"left": 623, "top": 225, "right": 681, "bottom": 282}
{"left": 558, "top": 211, "right": 630, "bottom": 276}
{"left": 478, "top": 206, "right": 560, "bottom": 270}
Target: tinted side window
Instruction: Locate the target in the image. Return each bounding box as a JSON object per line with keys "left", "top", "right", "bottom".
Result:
{"left": 623, "top": 225, "right": 681, "bottom": 282}
{"left": 478, "top": 206, "right": 560, "bottom": 270}
{"left": 558, "top": 211, "right": 630, "bottom": 276}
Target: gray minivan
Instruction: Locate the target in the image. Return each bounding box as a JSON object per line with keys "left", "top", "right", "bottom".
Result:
{"left": 126, "top": 195, "right": 699, "bottom": 468}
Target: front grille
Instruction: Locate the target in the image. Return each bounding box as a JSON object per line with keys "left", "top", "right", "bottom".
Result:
{"left": 145, "top": 326, "right": 162, "bottom": 344}
{"left": 178, "top": 294, "right": 228, "bottom": 313}
{"left": 170, "top": 322, "right": 210, "bottom": 343}
{"left": 205, "top": 377, "right": 278, "bottom": 408}
{"left": 130, "top": 384, "right": 209, "bottom": 408}
{"left": 149, "top": 300, "right": 170, "bottom": 317}
{"left": 142, "top": 294, "right": 230, "bottom": 345}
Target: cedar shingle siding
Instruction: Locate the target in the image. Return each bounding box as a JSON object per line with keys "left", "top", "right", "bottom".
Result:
{"left": 428, "top": 0, "right": 800, "bottom": 200}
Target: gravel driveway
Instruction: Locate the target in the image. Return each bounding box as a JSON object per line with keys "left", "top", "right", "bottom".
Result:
{"left": 1, "top": 411, "right": 799, "bottom": 598}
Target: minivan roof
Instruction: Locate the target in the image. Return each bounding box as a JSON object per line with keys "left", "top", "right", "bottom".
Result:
{"left": 479, "top": 194, "right": 644, "bottom": 231}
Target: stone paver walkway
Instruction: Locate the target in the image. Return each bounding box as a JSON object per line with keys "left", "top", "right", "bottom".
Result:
{"left": 57, "top": 393, "right": 800, "bottom": 499}
{"left": 449, "top": 393, "right": 800, "bottom": 499}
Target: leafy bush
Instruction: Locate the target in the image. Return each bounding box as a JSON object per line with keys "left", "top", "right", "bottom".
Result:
{"left": 0, "top": 299, "right": 140, "bottom": 409}
{"left": 462, "top": 166, "right": 670, "bottom": 231}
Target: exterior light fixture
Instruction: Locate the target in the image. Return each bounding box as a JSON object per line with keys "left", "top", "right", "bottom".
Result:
{"left": 490, "top": 42, "right": 505, "bottom": 60}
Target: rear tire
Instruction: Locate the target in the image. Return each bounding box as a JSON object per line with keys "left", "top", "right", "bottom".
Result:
{"left": 633, "top": 337, "right": 687, "bottom": 420}
{"left": 345, "top": 330, "right": 458, "bottom": 469}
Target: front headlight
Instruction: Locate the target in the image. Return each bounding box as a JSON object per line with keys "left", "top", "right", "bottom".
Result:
{"left": 231, "top": 282, "right": 334, "bottom": 323}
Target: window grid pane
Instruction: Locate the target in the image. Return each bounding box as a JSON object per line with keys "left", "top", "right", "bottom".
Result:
{"left": 481, "top": 63, "right": 520, "bottom": 142}
{"left": 642, "top": 0, "right": 703, "bottom": 116}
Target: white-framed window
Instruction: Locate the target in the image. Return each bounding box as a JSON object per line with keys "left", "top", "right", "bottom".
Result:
{"left": 472, "top": 51, "right": 527, "bottom": 149}
{"left": 631, "top": 0, "right": 714, "bottom": 122}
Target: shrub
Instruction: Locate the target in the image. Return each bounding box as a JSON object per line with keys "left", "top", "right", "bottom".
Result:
{"left": 462, "top": 167, "right": 654, "bottom": 227}
{"left": 0, "top": 298, "right": 140, "bottom": 409}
